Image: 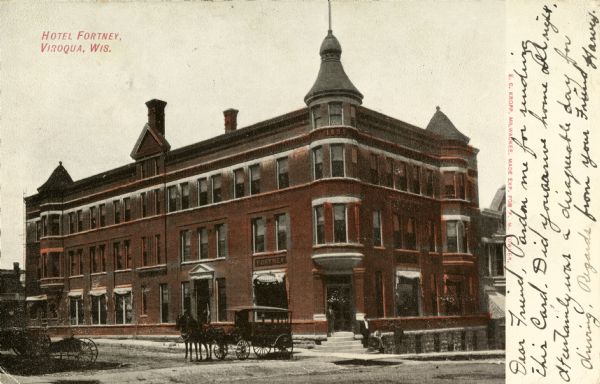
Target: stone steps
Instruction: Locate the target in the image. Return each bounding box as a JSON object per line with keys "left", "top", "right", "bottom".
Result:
{"left": 315, "top": 332, "right": 368, "bottom": 353}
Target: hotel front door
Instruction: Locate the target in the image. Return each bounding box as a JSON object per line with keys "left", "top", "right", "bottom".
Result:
{"left": 326, "top": 279, "right": 353, "bottom": 333}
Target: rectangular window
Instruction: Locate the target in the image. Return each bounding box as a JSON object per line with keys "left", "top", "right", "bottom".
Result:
{"left": 425, "top": 170, "right": 434, "bottom": 197}
{"left": 180, "top": 230, "right": 192, "bottom": 262}
{"left": 396, "top": 276, "right": 420, "bottom": 317}
{"left": 49, "top": 252, "right": 60, "bottom": 277}
{"left": 216, "top": 224, "right": 227, "bottom": 258}
{"left": 249, "top": 165, "right": 261, "bottom": 195}
{"left": 393, "top": 215, "right": 402, "bottom": 248}
{"left": 115, "top": 293, "right": 132, "bottom": 324}
{"left": 154, "top": 189, "right": 161, "bottom": 214}
{"left": 69, "top": 212, "right": 75, "bottom": 234}
{"left": 375, "top": 272, "right": 384, "bottom": 318}
{"left": 276, "top": 214, "right": 289, "bottom": 251}
{"left": 90, "top": 206, "right": 97, "bottom": 229}
{"left": 443, "top": 173, "right": 455, "bottom": 198}
{"left": 198, "top": 178, "right": 208, "bottom": 206}
{"left": 404, "top": 217, "right": 416, "bottom": 250}
{"left": 313, "top": 147, "right": 323, "bottom": 180}
{"left": 385, "top": 158, "right": 393, "bottom": 187}
{"left": 70, "top": 296, "right": 84, "bottom": 325}
{"left": 314, "top": 206, "right": 325, "bottom": 244}
{"left": 311, "top": 106, "right": 321, "bottom": 129}
{"left": 446, "top": 221, "right": 458, "bottom": 252}
{"left": 123, "top": 198, "right": 131, "bottom": 221}
{"left": 91, "top": 295, "right": 107, "bottom": 324}
{"left": 142, "top": 237, "right": 149, "bottom": 266}
{"left": 90, "top": 246, "right": 97, "bottom": 273}
{"left": 370, "top": 154, "right": 379, "bottom": 184}
{"left": 49, "top": 214, "right": 60, "bottom": 235}
{"left": 124, "top": 240, "right": 131, "bottom": 269}
{"left": 114, "top": 242, "right": 123, "bottom": 270}
{"left": 252, "top": 217, "right": 266, "bottom": 253}
{"left": 99, "top": 245, "right": 106, "bottom": 272}
{"left": 461, "top": 222, "right": 469, "bottom": 253}
{"left": 330, "top": 144, "right": 345, "bottom": 177}
{"left": 373, "top": 210, "right": 382, "bottom": 247}
{"left": 141, "top": 286, "right": 148, "bottom": 315}
{"left": 412, "top": 166, "right": 421, "bottom": 194}
{"left": 181, "top": 282, "right": 191, "bottom": 315}
{"left": 350, "top": 105, "right": 357, "bottom": 126}
{"left": 333, "top": 204, "right": 347, "bottom": 243}
{"left": 77, "top": 210, "right": 83, "bottom": 231}
{"left": 155, "top": 235, "right": 162, "bottom": 264}
{"left": 198, "top": 228, "right": 208, "bottom": 259}
{"left": 494, "top": 244, "right": 504, "bottom": 276}
{"left": 69, "top": 251, "right": 76, "bottom": 276}
{"left": 234, "top": 168, "right": 245, "bottom": 198}
{"left": 160, "top": 284, "right": 169, "bottom": 323}
{"left": 113, "top": 200, "right": 121, "bottom": 224}
{"left": 181, "top": 182, "right": 190, "bottom": 209}
{"left": 428, "top": 221, "right": 436, "bottom": 251}
{"left": 329, "top": 102, "right": 343, "bottom": 125}
{"left": 41, "top": 216, "right": 47, "bottom": 237}
{"left": 217, "top": 278, "right": 227, "bottom": 322}
{"left": 277, "top": 157, "right": 289, "bottom": 189}
{"left": 35, "top": 221, "right": 41, "bottom": 241}
{"left": 397, "top": 163, "right": 407, "bottom": 191}
{"left": 457, "top": 173, "right": 466, "bottom": 199}
{"left": 140, "top": 192, "right": 147, "bottom": 218}
{"left": 212, "top": 175, "right": 222, "bottom": 203}
{"left": 167, "top": 186, "right": 178, "bottom": 212}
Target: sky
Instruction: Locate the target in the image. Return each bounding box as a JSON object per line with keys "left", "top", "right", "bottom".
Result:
{"left": 0, "top": 0, "right": 506, "bottom": 269}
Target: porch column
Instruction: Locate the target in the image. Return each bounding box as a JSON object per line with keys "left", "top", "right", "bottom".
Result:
{"left": 353, "top": 267, "right": 366, "bottom": 319}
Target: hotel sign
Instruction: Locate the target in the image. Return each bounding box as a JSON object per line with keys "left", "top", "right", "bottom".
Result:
{"left": 254, "top": 255, "right": 287, "bottom": 268}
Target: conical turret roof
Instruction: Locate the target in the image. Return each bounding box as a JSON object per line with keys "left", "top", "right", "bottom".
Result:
{"left": 426, "top": 107, "right": 470, "bottom": 143}
{"left": 304, "top": 30, "right": 363, "bottom": 106}
{"left": 38, "top": 161, "right": 74, "bottom": 193}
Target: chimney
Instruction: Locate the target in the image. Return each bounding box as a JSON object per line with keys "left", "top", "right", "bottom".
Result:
{"left": 223, "top": 109, "right": 239, "bottom": 133}
{"left": 146, "top": 99, "right": 167, "bottom": 136}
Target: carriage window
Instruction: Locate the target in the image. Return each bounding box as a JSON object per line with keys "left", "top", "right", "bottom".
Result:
{"left": 115, "top": 293, "right": 132, "bottom": 324}
{"left": 70, "top": 296, "right": 83, "bottom": 325}
{"left": 160, "top": 284, "right": 169, "bottom": 323}
{"left": 91, "top": 295, "right": 107, "bottom": 325}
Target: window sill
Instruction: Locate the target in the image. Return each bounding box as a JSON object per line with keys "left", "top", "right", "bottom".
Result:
{"left": 252, "top": 250, "right": 287, "bottom": 257}
{"left": 91, "top": 272, "right": 107, "bottom": 276}
{"left": 393, "top": 248, "right": 419, "bottom": 253}
{"left": 313, "top": 242, "right": 363, "bottom": 248}
{"left": 68, "top": 275, "right": 84, "bottom": 279}
{"left": 373, "top": 245, "right": 385, "bottom": 250}
{"left": 137, "top": 264, "right": 167, "bottom": 271}
{"left": 114, "top": 269, "right": 132, "bottom": 273}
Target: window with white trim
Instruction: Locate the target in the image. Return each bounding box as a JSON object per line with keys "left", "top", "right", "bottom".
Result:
{"left": 313, "top": 147, "right": 323, "bottom": 180}
{"left": 69, "top": 296, "right": 83, "bottom": 325}
{"left": 180, "top": 230, "right": 191, "bottom": 262}
{"left": 216, "top": 223, "right": 228, "bottom": 258}
{"left": 212, "top": 175, "right": 222, "bottom": 203}
{"left": 276, "top": 214, "right": 289, "bottom": 251}
{"left": 333, "top": 204, "right": 347, "bottom": 243}
{"left": 250, "top": 164, "right": 261, "bottom": 195}
{"left": 373, "top": 210, "right": 382, "bottom": 247}
{"left": 91, "top": 294, "right": 107, "bottom": 324}
{"left": 328, "top": 102, "right": 343, "bottom": 125}
{"left": 330, "top": 144, "right": 345, "bottom": 177}
{"left": 314, "top": 206, "right": 325, "bottom": 244}
{"left": 115, "top": 292, "right": 132, "bottom": 324}
{"left": 252, "top": 217, "right": 266, "bottom": 253}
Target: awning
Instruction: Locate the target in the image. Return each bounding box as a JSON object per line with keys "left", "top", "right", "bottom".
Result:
{"left": 113, "top": 285, "right": 132, "bottom": 295}
{"left": 189, "top": 263, "right": 215, "bottom": 280}
{"left": 488, "top": 293, "right": 505, "bottom": 319}
{"left": 396, "top": 269, "right": 421, "bottom": 279}
{"left": 253, "top": 270, "right": 286, "bottom": 283}
{"left": 67, "top": 289, "right": 83, "bottom": 297}
{"left": 89, "top": 287, "right": 107, "bottom": 296}
{"left": 26, "top": 294, "right": 47, "bottom": 302}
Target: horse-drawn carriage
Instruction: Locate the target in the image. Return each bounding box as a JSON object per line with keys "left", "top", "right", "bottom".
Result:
{"left": 0, "top": 296, "right": 98, "bottom": 365}
{"left": 176, "top": 305, "right": 293, "bottom": 361}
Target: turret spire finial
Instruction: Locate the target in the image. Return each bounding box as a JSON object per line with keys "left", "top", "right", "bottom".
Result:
{"left": 328, "top": 0, "right": 332, "bottom": 33}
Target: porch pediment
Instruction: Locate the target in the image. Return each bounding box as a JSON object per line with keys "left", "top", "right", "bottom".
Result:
{"left": 189, "top": 263, "right": 215, "bottom": 280}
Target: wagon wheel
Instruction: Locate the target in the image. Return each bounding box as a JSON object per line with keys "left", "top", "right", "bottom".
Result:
{"left": 76, "top": 338, "right": 98, "bottom": 366}
{"left": 253, "top": 340, "right": 271, "bottom": 359}
{"left": 212, "top": 340, "right": 228, "bottom": 361}
{"left": 274, "top": 334, "right": 293, "bottom": 358}
{"left": 235, "top": 339, "right": 250, "bottom": 360}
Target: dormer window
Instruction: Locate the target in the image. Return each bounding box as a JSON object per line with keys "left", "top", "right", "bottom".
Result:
{"left": 329, "top": 102, "right": 343, "bottom": 125}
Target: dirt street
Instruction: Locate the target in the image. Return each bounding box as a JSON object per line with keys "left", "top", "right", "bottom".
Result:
{"left": 0, "top": 343, "right": 505, "bottom": 384}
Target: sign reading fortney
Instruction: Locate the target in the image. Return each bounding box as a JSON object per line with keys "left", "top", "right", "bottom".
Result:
{"left": 254, "top": 256, "right": 287, "bottom": 268}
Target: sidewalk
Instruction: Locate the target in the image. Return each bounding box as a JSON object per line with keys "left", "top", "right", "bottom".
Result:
{"left": 92, "top": 337, "right": 505, "bottom": 361}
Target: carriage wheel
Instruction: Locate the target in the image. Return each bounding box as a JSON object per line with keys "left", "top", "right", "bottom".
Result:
{"left": 235, "top": 339, "right": 250, "bottom": 360}
{"left": 274, "top": 335, "right": 293, "bottom": 358}
{"left": 77, "top": 338, "right": 98, "bottom": 366}
{"left": 253, "top": 343, "right": 271, "bottom": 359}
{"left": 212, "top": 341, "right": 228, "bottom": 360}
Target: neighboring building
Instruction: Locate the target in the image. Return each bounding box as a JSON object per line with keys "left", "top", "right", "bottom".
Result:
{"left": 24, "top": 25, "right": 487, "bottom": 348}
{"left": 477, "top": 186, "right": 505, "bottom": 349}
{"left": 0, "top": 262, "right": 25, "bottom": 300}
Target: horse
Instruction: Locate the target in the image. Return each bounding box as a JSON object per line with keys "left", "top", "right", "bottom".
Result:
{"left": 175, "top": 312, "right": 214, "bottom": 362}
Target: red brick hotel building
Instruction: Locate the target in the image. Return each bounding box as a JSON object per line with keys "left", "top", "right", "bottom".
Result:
{"left": 25, "top": 27, "right": 488, "bottom": 347}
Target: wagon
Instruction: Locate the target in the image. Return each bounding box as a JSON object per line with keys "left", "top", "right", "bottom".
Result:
{"left": 229, "top": 306, "right": 293, "bottom": 360}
